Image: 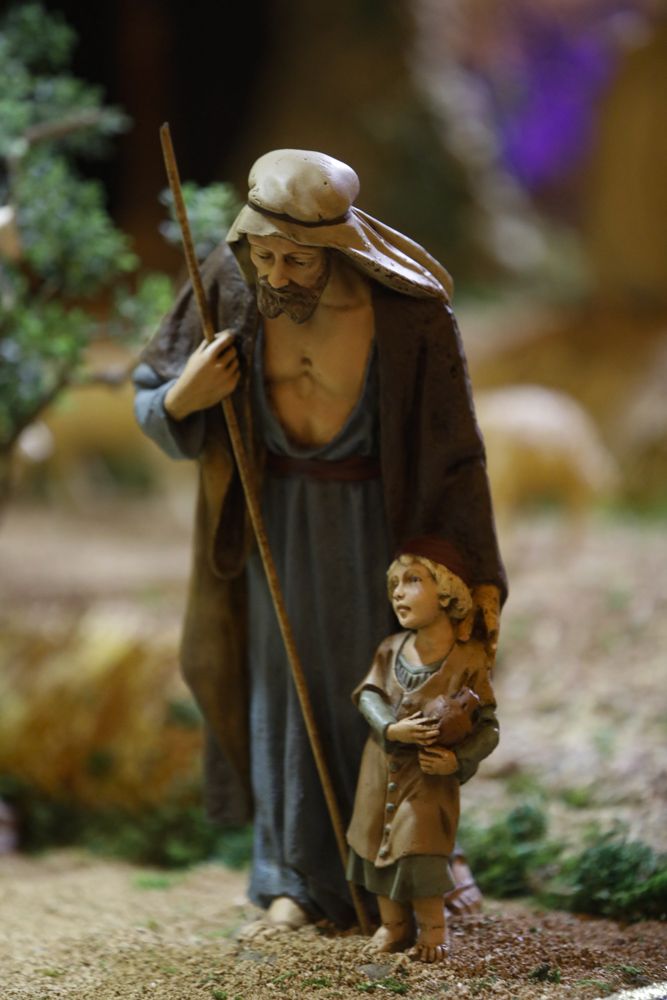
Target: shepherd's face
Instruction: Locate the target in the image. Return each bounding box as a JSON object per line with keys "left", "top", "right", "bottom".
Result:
{"left": 248, "top": 234, "right": 329, "bottom": 323}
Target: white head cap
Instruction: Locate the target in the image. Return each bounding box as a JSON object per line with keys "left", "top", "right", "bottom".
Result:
{"left": 227, "top": 149, "right": 453, "bottom": 301}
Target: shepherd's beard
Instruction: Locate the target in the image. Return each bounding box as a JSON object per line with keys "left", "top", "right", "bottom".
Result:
{"left": 255, "top": 265, "right": 329, "bottom": 324}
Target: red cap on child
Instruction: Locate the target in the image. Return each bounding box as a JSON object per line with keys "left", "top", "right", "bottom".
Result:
{"left": 396, "top": 536, "right": 471, "bottom": 587}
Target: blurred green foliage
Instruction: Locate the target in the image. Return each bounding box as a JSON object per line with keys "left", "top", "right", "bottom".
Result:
{"left": 528, "top": 964, "right": 561, "bottom": 984}
{"left": 159, "top": 182, "right": 241, "bottom": 262}
{"left": 459, "top": 803, "right": 562, "bottom": 898}
{"left": 86, "top": 800, "right": 252, "bottom": 870}
{"left": 0, "top": 774, "right": 252, "bottom": 870}
{"left": 2, "top": 770, "right": 666, "bottom": 921}
{"left": 0, "top": 4, "right": 127, "bottom": 155}
{"left": 461, "top": 805, "right": 667, "bottom": 922}
{"left": 0, "top": 3, "right": 243, "bottom": 475}
{"left": 0, "top": 3, "right": 172, "bottom": 460}
{"left": 544, "top": 832, "right": 667, "bottom": 922}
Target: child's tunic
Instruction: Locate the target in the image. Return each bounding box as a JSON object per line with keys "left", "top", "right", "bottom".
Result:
{"left": 346, "top": 632, "right": 497, "bottom": 900}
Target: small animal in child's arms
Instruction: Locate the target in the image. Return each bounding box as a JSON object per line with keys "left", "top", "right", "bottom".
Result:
{"left": 421, "top": 687, "right": 481, "bottom": 747}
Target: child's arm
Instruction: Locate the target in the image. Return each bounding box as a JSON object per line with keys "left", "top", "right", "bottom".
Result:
{"left": 357, "top": 691, "right": 439, "bottom": 749}
{"left": 357, "top": 689, "right": 395, "bottom": 748}
{"left": 452, "top": 706, "right": 499, "bottom": 784}
{"left": 418, "top": 697, "right": 498, "bottom": 780}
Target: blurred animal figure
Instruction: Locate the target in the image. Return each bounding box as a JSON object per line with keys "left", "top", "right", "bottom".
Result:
{"left": 614, "top": 337, "right": 667, "bottom": 506}
{"left": 475, "top": 385, "right": 618, "bottom": 531}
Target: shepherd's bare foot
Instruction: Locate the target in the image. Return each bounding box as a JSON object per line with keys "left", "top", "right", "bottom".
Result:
{"left": 445, "top": 854, "right": 482, "bottom": 916}
{"left": 266, "top": 896, "right": 310, "bottom": 929}
{"left": 236, "top": 918, "right": 288, "bottom": 942}
{"left": 363, "top": 921, "right": 412, "bottom": 955}
{"left": 237, "top": 896, "right": 310, "bottom": 941}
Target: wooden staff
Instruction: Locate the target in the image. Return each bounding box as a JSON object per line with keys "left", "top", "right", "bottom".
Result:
{"left": 160, "top": 123, "right": 370, "bottom": 936}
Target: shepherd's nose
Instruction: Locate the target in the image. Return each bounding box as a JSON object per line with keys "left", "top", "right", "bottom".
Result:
{"left": 268, "top": 262, "right": 289, "bottom": 288}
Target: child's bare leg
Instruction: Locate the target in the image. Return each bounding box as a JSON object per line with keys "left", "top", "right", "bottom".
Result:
{"left": 365, "top": 896, "right": 413, "bottom": 953}
{"left": 410, "top": 896, "right": 448, "bottom": 962}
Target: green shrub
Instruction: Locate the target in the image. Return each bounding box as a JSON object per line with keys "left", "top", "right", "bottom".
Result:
{"left": 0, "top": 775, "right": 252, "bottom": 870}
{"left": 0, "top": 3, "right": 238, "bottom": 477}
{"left": 459, "top": 803, "right": 561, "bottom": 897}
{"left": 546, "top": 832, "right": 667, "bottom": 922}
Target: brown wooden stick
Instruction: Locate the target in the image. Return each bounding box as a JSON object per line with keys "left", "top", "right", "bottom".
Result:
{"left": 159, "top": 123, "right": 370, "bottom": 936}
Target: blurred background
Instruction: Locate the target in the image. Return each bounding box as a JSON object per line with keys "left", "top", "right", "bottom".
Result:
{"left": 1, "top": 0, "right": 665, "bottom": 912}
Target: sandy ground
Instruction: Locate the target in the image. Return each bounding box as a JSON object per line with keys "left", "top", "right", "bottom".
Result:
{"left": 0, "top": 849, "right": 665, "bottom": 1000}
{"left": 0, "top": 500, "right": 666, "bottom": 998}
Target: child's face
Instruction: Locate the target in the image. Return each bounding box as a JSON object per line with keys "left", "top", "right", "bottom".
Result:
{"left": 389, "top": 561, "right": 444, "bottom": 630}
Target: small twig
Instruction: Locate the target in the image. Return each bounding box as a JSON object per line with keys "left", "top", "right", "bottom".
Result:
{"left": 22, "top": 110, "right": 108, "bottom": 148}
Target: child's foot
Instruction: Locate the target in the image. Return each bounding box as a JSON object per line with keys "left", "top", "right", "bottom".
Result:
{"left": 364, "top": 920, "right": 412, "bottom": 954}
{"left": 409, "top": 924, "right": 449, "bottom": 963}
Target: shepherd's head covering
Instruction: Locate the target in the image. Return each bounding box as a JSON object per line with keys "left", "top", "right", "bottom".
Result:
{"left": 226, "top": 149, "right": 453, "bottom": 301}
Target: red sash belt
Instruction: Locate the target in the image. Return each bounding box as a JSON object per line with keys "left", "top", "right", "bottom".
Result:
{"left": 265, "top": 451, "right": 381, "bottom": 482}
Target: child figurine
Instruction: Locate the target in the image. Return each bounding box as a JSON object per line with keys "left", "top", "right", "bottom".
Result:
{"left": 346, "top": 538, "right": 499, "bottom": 962}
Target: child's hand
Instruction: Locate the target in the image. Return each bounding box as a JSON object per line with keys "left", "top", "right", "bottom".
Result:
{"left": 386, "top": 712, "right": 439, "bottom": 746}
{"left": 418, "top": 746, "right": 459, "bottom": 776}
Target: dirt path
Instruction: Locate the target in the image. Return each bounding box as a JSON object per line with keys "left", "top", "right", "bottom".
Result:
{"left": 0, "top": 849, "right": 665, "bottom": 1000}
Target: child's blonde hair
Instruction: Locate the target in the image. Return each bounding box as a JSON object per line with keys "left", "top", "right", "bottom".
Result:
{"left": 386, "top": 553, "right": 473, "bottom": 621}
